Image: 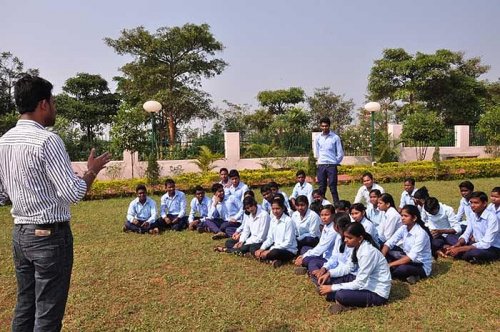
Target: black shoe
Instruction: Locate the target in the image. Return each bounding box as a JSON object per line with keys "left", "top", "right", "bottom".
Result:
{"left": 406, "top": 275, "right": 421, "bottom": 285}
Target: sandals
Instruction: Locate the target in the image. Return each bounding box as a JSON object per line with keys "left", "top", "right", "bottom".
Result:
{"left": 213, "top": 246, "right": 227, "bottom": 253}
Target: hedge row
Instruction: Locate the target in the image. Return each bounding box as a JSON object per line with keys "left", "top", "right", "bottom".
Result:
{"left": 86, "top": 158, "right": 500, "bottom": 200}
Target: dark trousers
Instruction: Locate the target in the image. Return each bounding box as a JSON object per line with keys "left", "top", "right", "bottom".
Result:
{"left": 266, "top": 249, "right": 296, "bottom": 262}
{"left": 297, "top": 236, "right": 320, "bottom": 255}
{"left": 387, "top": 247, "right": 426, "bottom": 280}
{"left": 458, "top": 246, "right": 500, "bottom": 263}
{"left": 221, "top": 221, "right": 241, "bottom": 237}
{"left": 317, "top": 164, "right": 339, "bottom": 203}
{"left": 431, "top": 234, "right": 459, "bottom": 250}
{"left": 325, "top": 274, "right": 356, "bottom": 301}
{"left": 335, "top": 289, "right": 388, "bottom": 307}
{"left": 12, "top": 223, "right": 73, "bottom": 332}
{"left": 303, "top": 255, "right": 327, "bottom": 273}
{"left": 225, "top": 239, "right": 262, "bottom": 255}
{"left": 124, "top": 219, "right": 154, "bottom": 233}
{"left": 155, "top": 214, "right": 188, "bottom": 231}
{"left": 202, "top": 218, "right": 224, "bottom": 233}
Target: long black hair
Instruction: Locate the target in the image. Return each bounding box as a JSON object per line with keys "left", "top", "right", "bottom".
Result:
{"left": 333, "top": 212, "right": 352, "bottom": 254}
{"left": 271, "top": 195, "right": 289, "bottom": 216}
{"left": 344, "top": 222, "right": 379, "bottom": 264}
{"left": 401, "top": 204, "right": 438, "bottom": 259}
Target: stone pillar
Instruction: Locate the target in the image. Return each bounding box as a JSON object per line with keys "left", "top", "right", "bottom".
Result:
{"left": 311, "top": 132, "right": 320, "bottom": 157}
{"left": 387, "top": 123, "right": 402, "bottom": 140}
{"left": 122, "top": 150, "right": 139, "bottom": 178}
{"left": 224, "top": 132, "right": 240, "bottom": 161}
{"left": 454, "top": 125, "right": 469, "bottom": 148}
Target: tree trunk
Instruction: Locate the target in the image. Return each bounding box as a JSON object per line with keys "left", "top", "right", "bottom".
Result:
{"left": 168, "top": 113, "right": 175, "bottom": 151}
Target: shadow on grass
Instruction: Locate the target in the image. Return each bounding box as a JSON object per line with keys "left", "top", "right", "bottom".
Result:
{"left": 259, "top": 323, "right": 293, "bottom": 332}
{"left": 389, "top": 282, "right": 410, "bottom": 303}
{"left": 431, "top": 259, "right": 453, "bottom": 278}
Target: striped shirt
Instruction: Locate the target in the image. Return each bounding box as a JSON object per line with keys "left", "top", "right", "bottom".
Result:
{"left": 0, "top": 120, "right": 87, "bottom": 224}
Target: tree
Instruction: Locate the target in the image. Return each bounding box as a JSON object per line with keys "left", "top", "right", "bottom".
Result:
{"left": 476, "top": 106, "right": 500, "bottom": 157}
{"left": 110, "top": 103, "right": 149, "bottom": 178}
{"left": 368, "top": 48, "right": 489, "bottom": 125}
{"left": 400, "top": 110, "right": 446, "bottom": 161}
{"left": 257, "top": 87, "right": 305, "bottom": 114}
{"left": 0, "top": 51, "right": 39, "bottom": 115}
{"left": 105, "top": 23, "right": 226, "bottom": 149}
{"left": 191, "top": 146, "right": 222, "bottom": 172}
{"left": 56, "top": 73, "right": 119, "bottom": 144}
{"left": 307, "top": 87, "right": 354, "bottom": 132}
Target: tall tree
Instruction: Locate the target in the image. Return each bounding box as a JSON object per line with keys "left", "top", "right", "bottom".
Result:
{"left": 307, "top": 87, "right": 354, "bottom": 132}
{"left": 105, "top": 23, "right": 226, "bottom": 149}
{"left": 0, "top": 51, "right": 39, "bottom": 115}
{"left": 56, "top": 73, "right": 119, "bottom": 144}
{"left": 368, "top": 48, "right": 489, "bottom": 125}
{"left": 257, "top": 87, "right": 305, "bottom": 115}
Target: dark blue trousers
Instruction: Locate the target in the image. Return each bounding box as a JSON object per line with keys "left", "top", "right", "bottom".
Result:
{"left": 459, "top": 246, "right": 500, "bottom": 263}
{"left": 124, "top": 219, "right": 154, "bottom": 233}
{"left": 317, "top": 164, "right": 339, "bottom": 203}
{"left": 12, "top": 223, "right": 73, "bottom": 332}
{"left": 431, "top": 234, "right": 459, "bottom": 250}
{"left": 297, "top": 236, "right": 320, "bottom": 255}
{"left": 155, "top": 214, "right": 188, "bottom": 231}
{"left": 387, "top": 247, "right": 426, "bottom": 280}
{"left": 335, "top": 289, "right": 388, "bottom": 307}
{"left": 266, "top": 249, "right": 296, "bottom": 262}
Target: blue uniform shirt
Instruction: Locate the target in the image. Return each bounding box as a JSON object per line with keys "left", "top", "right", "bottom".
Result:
{"left": 126, "top": 197, "right": 157, "bottom": 224}
{"left": 314, "top": 130, "right": 344, "bottom": 165}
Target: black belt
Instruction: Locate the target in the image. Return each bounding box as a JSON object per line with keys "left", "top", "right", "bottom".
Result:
{"left": 16, "top": 222, "right": 70, "bottom": 230}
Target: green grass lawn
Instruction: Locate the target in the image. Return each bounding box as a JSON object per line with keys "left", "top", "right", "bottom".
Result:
{"left": 0, "top": 177, "right": 499, "bottom": 331}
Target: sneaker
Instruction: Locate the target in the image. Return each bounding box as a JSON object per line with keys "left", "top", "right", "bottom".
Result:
{"left": 406, "top": 275, "right": 421, "bottom": 285}
{"left": 328, "top": 303, "right": 354, "bottom": 315}
{"left": 271, "top": 260, "right": 283, "bottom": 268}
{"left": 212, "top": 232, "right": 227, "bottom": 240}
{"left": 294, "top": 267, "right": 308, "bottom": 275}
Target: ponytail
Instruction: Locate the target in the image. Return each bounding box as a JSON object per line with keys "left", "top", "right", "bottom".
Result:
{"left": 344, "top": 222, "right": 379, "bottom": 264}
{"left": 402, "top": 205, "right": 438, "bottom": 259}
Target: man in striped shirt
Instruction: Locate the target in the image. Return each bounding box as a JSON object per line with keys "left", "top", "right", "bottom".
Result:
{"left": 0, "top": 75, "right": 110, "bottom": 331}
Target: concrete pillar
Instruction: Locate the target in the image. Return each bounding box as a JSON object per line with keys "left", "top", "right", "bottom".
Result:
{"left": 311, "top": 132, "right": 320, "bottom": 157}
{"left": 122, "top": 150, "right": 139, "bottom": 178}
{"left": 387, "top": 123, "right": 403, "bottom": 140}
{"left": 454, "top": 125, "right": 469, "bottom": 148}
{"left": 224, "top": 132, "right": 240, "bottom": 161}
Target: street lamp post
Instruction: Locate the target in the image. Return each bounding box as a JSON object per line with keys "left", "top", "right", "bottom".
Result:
{"left": 364, "top": 101, "right": 381, "bottom": 165}
{"left": 143, "top": 100, "right": 162, "bottom": 157}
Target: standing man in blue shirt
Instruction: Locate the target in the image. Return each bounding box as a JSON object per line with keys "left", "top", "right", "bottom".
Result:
{"left": 314, "top": 117, "right": 344, "bottom": 203}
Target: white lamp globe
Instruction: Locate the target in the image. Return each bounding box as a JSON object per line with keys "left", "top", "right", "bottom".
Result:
{"left": 364, "top": 102, "right": 381, "bottom": 113}
{"left": 143, "top": 100, "right": 162, "bottom": 113}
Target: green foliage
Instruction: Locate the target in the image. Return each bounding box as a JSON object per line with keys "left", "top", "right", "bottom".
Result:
{"left": 307, "top": 87, "right": 354, "bottom": 132}
{"left": 105, "top": 23, "right": 226, "bottom": 145}
{"left": 0, "top": 51, "right": 39, "bottom": 115}
{"left": 243, "top": 143, "right": 279, "bottom": 158}
{"left": 191, "top": 145, "right": 222, "bottom": 172}
{"left": 476, "top": 106, "right": 500, "bottom": 157}
{"left": 376, "top": 133, "right": 400, "bottom": 163}
{"left": 368, "top": 48, "right": 489, "bottom": 125}
{"left": 307, "top": 150, "right": 317, "bottom": 177}
{"left": 0, "top": 112, "right": 18, "bottom": 135}
{"left": 401, "top": 110, "right": 446, "bottom": 160}
{"left": 145, "top": 153, "right": 161, "bottom": 184}
{"left": 257, "top": 87, "right": 305, "bottom": 115}
{"left": 56, "top": 73, "right": 119, "bottom": 143}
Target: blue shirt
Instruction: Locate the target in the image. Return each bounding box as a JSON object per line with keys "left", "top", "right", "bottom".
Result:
{"left": 229, "top": 181, "right": 249, "bottom": 202}
{"left": 460, "top": 208, "right": 500, "bottom": 250}
{"left": 399, "top": 188, "right": 417, "bottom": 208}
{"left": 354, "top": 183, "right": 385, "bottom": 205}
{"left": 456, "top": 197, "right": 474, "bottom": 226}
{"left": 385, "top": 224, "right": 433, "bottom": 277}
{"left": 126, "top": 197, "right": 157, "bottom": 224}
{"left": 262, "top": 191, "right": 292, "bottom": 214}
{"left": 291, "top": 209, "right": 321, "bottom": 240}
{"left": 367, "top": 205, "right": 383, "bottom": 227}
{"left": 260, "top": 213, "right": 298, "bottom": 254}
{"left": 208, "top": 195, "right": 243, "bottom": 221}
{"left": 188, "top": 196, "right": 211, "bottom": 223}
{"left": 291, "top": 181, "right": 314, "bottom": 204}
{"left": 160, "top": 190, "right": 187, "bottom": 218}
{"left": 487, "top": 203, "right": 500, "bottom": 221}
{"left": 323, "top": 234, "right": 353, "bottom": 271}
{"left": 360, "top": 217, "right": 379, "bottom": 245}
{"left": 302, "top": 222, "right": 337, "bottom": 259}
{"left": 330, "top": 240, "right": 392, "bottom": 299}
{"left": 314, "top": 130, "right": 344, "bottom": 165}
{"left": 423, "top": 203, "right": 461, "bottom": 236}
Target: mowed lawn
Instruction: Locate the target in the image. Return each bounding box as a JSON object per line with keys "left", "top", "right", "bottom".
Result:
{"left": 0, "top": 177, "right": 499, "bottom": 331}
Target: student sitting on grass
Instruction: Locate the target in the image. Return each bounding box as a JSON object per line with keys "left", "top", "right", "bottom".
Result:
{"left": 187, "top": 186, "right": 211, "bottom": 231}
{"left": 377, "top": 193, "right": 402, "bottom": 245}
{"left": 199, "top": 183, "right": 243, "bottom": 238}
{"left": 446, "top": 191, "right": 500, "bottom": 263}
{"left": 293, "top": 205, "right": 337, "bottom": 275}
{"left": 312, "top": 189, "right": 332, "bottom": 207}
{"left": 422, "top": 197, "right": 461, "bottom": 255}
{"left": 123, "top": 184, "right": 158, "bottom": 234}
{"left": 488, "top": 187, "right": 500, "bottom": 220}
{"left": 157, "top": 179, "right": 188, "bottom": 232}
{"left": 291, "top": 195, "right": 321, "bottom": 255}
{"left": 456, "top": 181, "right": 475, "bottom": 233}
{"left": 290, "top": 170, "right": 314, "bottom": 211}
{"left": 228, "top": 169, "right": 249, "bottom": 202}
{"left": 226, "top": 190, "right": 257, "bottom": 243}
{"left": 311, "top": 213, "right": 352, "bottom": 285}
{"left": 381, "top": 205, "right": 434, "bottom": 284}
{"left": 366, "top": 189, "right": 383, "bottom": 227}
{"left": 261, "top": 184, "right": 275, "bottom": 214}
{"left": 215, "top": 196, "right": 270, "bottom": 256}
{"left": 255, "top": 197, "right": 298, "bottom": 268}
{"left": 219, "top": 167, "right": 232, "bottom": 196}
{"left": 399, "top": 177, "right": 417, "bottom": 212}
{"left": 318, "top": 222, "right": 391, "bottom": 314}
{"left": 350, "top": 203, "right": 379, "bottom": 246}
{"left": 354, "top": 172, "right": 384, "bottom": 206}
{"left": 269, "top": 181, "right": 291, "bottom": 212}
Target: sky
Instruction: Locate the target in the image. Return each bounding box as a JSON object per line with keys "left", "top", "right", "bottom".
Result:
{"left": 1, "top": 0, "right": 499, "bottom": 117}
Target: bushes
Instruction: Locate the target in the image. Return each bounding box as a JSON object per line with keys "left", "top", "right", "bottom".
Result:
{"left": 86, "top": 158, "right": 500, "bottom": 200}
